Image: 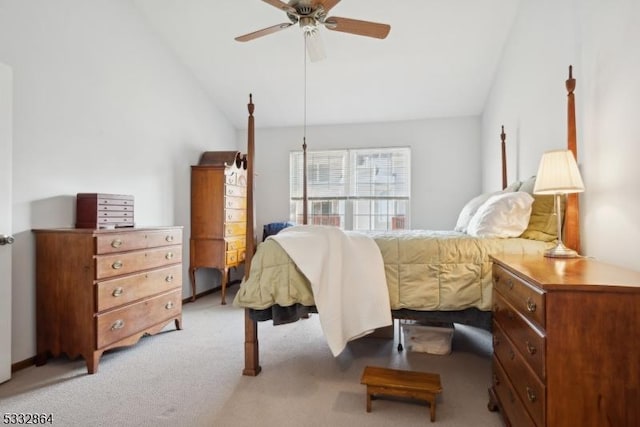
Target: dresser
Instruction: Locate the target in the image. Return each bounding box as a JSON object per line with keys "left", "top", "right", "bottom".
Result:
{"left": 33, "top": 227, "right": 183, "bottom": 374}
{"left": 190, "top": 151, "right": 247, "bottom": 304}
{"left": 489, "top": 254, "right": 640, "bottom": 427}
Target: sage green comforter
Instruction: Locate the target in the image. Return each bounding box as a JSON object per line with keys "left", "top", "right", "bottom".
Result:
{"left": 234, "top": 230, "right": 551, "bottom": 312}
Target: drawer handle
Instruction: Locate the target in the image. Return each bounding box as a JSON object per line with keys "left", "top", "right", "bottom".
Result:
{"left": 112, "top": 287, "right": 124, "bottom": 297}
{"left": 111, "top": 319, "right": 125, "bottom": 330}
{"left": 165, "top": 235, "right": 174, "bottom": 243}
{"left": 507, "top": 278, "right": 514, "bottom": 289}
{"left": 112, "top": 260, "right": 123, "bottom": 270}
{"left": 111, "top": 239, "right": 123, "bottom": 248}
{"left": 165, "top": 252, "right": 174, "bottom": 260}
{"left": 165, "top": 301, "right": 174, "bottom": 310}
{"left": 508, "top": 390, "right": 516, "bottom": 404}
{"left": 165, "top": 274, "right": 174, "bottom": 283}
{"left": 509, "top": 350, "right": 515, "bottom": 360}
{"left": 492, "top": 374, "right": 499, "bottom": 386}
{"left": 493, "top": 336, "right": 500, "bottom": 347}
{"left": 526, "top": 341, "right": 537, "bottom": 355}
{"left": 526, "top": 297, "right": 537, "bottom": 312}
{"left": 526, "top": 386, "right": 537, "bottom": 403}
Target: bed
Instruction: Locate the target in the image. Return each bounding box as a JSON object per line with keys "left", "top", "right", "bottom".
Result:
{"left": 235, "top": 67, "right": 581, "bottom": 376}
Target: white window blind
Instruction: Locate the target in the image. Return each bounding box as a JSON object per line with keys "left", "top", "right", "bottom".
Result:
{"left": 290, "top": 147, "right": 411, "bottom": 230}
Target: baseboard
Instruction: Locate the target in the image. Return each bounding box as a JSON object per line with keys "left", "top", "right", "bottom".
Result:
{"left": 12, "top": 356, "right": 35, "bottom": 373}
{"left": 182, "top": 279, "right": 241, "bottom": 304}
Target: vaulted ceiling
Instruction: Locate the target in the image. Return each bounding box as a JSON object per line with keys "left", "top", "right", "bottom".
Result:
{"left": 133, "top": 0, "right": 520, "bottom": 129}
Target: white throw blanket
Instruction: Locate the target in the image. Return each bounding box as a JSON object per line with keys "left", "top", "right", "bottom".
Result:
{"left": 270, "top": 225, "right": 392, "bottom": 356}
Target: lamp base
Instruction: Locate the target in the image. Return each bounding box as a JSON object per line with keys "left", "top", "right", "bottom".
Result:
{"left": 544, "top": 241, "right": 580, "bottom": 258}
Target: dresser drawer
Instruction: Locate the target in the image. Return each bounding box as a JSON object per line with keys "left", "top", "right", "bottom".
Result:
{"left": 96, "top": 264, "right": 182, "bottom": 312}
{"left": 95, "top": 245, "right": 182, "bottom": 279}
{"left": 96, "top": 216, "right": 134, "bottom": 228}
{"left": 226, "top": 237, "right": 245, "bottom": 251}
{"left": 493, "top": 264, "right": 545, "bottom": 328}
{"left": 225, "top": 195, "right": 246, "bottom": 210}
{"left": 224, "top": 208, "right": 246, "bottom": 223}
{"left": 143, "top": 229, "right": 182, "bottom": 249}
{"left": 225, "top": 184, "right": 246, "bottom": 198}
{"left": 225, "top": 169, "right": 246, "bottom": 185}
{"left": 96, "top": 289, "right": 181, "bottom": 349}
{"left": 97, "top": 203, "right": 134, "bottom": 213}
{"left": 224, "top": 222, "right": 246, "bottom": 237}
{"left": 493, "top": 291, "right": 546, "bottom": 380}
{"left": 96, "top": 228, "right": 182, "bottom": 254}
{"left": 492, "top": 358, "right": 537, "bottom": 427}
{"left": 493, "top": 322, "right": 546, "bottom": 427}
{"left": 225, "top": 250, "right": 238, "bottom": 266}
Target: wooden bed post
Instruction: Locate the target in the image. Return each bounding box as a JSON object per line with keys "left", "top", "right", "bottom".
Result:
{"left": 564, "top": 66, "right": 581, "bottom": 253}
{"left": 243, "top": 94, "right": 261, "bottom": 376}
{"left": 500, "top": 125, "right": 507, "bottom": 190}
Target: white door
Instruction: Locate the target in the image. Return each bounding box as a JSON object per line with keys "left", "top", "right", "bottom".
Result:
{"left": 0, "top": 62, "right": 13, "bottom": 383}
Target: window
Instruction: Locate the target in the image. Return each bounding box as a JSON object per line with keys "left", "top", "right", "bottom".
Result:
{"left": 290, "top": 147, "right": 410, "bottom": 230}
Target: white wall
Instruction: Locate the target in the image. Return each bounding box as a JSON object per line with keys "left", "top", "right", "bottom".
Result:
{"left": 482, "top": 0, "right": 640, "bottom": 270}
{"left": 0, "top": 1, "right": 236, "bottom": 364}
{"left": 238, "top": 116, "right": 481, "bottom": 237}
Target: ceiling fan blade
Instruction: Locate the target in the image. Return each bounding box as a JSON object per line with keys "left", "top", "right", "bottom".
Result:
{"left": 235, "top": 22, "right": 294, "bottom": 42}
{"left": 312, "top": 0, "right": 341, "bottom": 13}
{"left": 324, "top": 16, "right": 391, "bottom": 39}
{"left": 261, "top": 0, "right": 297, "bottom": 15}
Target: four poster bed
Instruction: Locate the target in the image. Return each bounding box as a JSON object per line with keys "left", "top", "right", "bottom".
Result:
{"left": 235, "top": 67, "right": 582, "bottom": 376}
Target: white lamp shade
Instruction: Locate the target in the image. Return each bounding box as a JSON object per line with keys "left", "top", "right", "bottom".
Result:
{"left": 533, "top": 149, "right": 585, "bottom": 194}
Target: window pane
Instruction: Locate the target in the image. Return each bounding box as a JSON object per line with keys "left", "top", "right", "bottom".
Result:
{"left": 290, "top": 147, "right": 410, "bottom": 231}
{"left": 351, "top": 148, "right": 410, "bottom": 198}
{"left": 290, "top": 150, "right": 347, "bottom": 198}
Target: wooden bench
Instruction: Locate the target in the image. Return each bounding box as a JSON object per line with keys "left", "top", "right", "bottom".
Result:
{"left": 360, "top": 365, "right": 443, "bottom": 422}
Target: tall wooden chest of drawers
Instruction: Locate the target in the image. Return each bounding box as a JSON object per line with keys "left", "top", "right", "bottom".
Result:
{"left": 489, "top": 254, "right": 640, "bottom": 427}
{"left": 33, "top": 227, "right": 183, "bottom": 374}
{"left": 189, "top": 151, "right": 247, "bottom": 304}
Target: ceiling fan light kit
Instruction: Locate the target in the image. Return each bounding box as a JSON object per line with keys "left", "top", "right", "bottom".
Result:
{"left": 235, "top": 0, "right": 391, "bottom": 60}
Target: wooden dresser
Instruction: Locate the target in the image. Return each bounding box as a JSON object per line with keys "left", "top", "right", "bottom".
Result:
{"left": 33, "top": 226, "right": 183, "bottom": 374}
{"left": 190, "top": 151, "right": 247, "bottom": 304}
{"left": 489, "top": 254, "right": 640, "bottom": 427}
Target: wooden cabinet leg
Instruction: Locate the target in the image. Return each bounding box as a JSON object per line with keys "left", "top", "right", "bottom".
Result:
{"left": 221, "top": 267, "right": 229, "bottom": 305}
{"left": 87, "top": 351, "right": 102, "bottom": 375}
{"left": 366, "top": 390, "right": 372, "bottom": 412}
{"left": 189, "top": 267, "right": 197, "bottom": 302}
{"left": 35, "top": 352, "right": 48, "bottom": 367}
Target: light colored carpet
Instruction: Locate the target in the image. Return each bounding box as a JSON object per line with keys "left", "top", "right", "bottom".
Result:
{"left": 0, "top": 288, "right": 503, "bottom": 426}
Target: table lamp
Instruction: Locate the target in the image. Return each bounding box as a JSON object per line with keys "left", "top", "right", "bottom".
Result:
{"left": 533, "top": 149, "right": 584, "bottom": 258}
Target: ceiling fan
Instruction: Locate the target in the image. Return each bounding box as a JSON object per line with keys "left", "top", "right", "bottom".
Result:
{"left": 235, "top": 0, "right": 391, "bottom": 61}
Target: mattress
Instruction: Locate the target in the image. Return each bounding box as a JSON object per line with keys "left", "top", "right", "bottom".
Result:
{"left": 233, "top": 229, "right": 552, "bottom": 313}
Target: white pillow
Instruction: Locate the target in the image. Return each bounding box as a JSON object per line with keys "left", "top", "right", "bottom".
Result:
{"left": 503, "top": 181, "right": 522, "bottom": 192}
{"left": 454, "top": 191, "right": 500, "bottom": 233}
{"left": 466, "top": 191, "right": 534, "bottom": 238}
